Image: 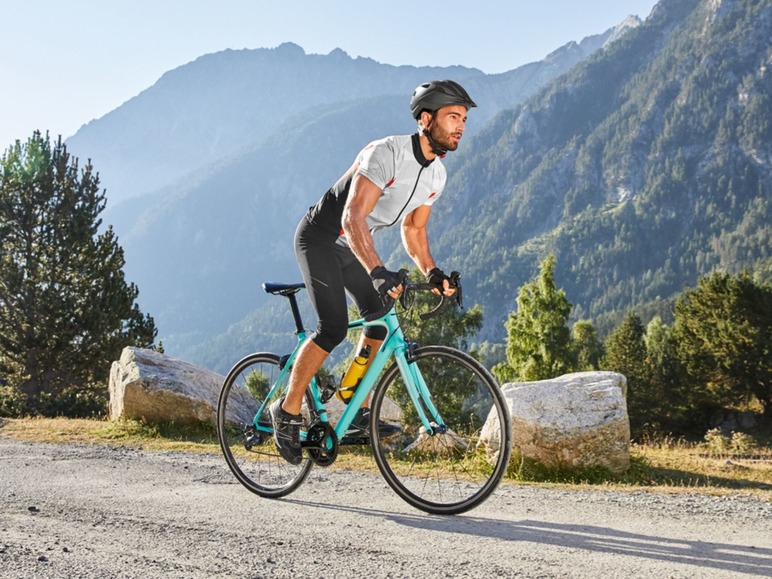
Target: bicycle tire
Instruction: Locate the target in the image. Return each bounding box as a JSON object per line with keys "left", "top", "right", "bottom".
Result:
{"left": 217, "top": 352, "right": 314, "bottom": 498}
{"left": 369, "top": 345, "right": 512, "bottom": 515}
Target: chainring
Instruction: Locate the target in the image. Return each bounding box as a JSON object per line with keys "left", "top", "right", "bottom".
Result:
{"left": 304, "top": 422, "right": 339, "bottom": 467}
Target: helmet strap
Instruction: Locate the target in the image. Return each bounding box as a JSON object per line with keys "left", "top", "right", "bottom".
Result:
{"left": 419, "top": 115, "right": 448, "bottom": 156}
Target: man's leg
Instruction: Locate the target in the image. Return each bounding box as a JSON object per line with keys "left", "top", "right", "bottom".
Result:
{"left": 282, "top": 339, "right": 328, "bottom": 415}
{"left": 271, "top": 325, "right": 334, "bottom": 465}
{"left": 343, "top": 330, "right": 402, "bottom": 440}
{"left": 288, "top": 219, "right": 350, "bottom": 414}
{"left": 271, "top": 219, "right": 349, "bottom": 463}
{"left": 337, "top": 241, "right": 387, "bottom": 409}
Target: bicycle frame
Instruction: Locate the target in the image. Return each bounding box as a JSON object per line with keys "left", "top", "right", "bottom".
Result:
{"left": 252, "top": 304, "right": 445, "bottom": 444}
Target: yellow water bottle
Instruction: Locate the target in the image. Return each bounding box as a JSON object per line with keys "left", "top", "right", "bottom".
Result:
{"left": 336, "top": 345, "right": 371, "bottom": 404}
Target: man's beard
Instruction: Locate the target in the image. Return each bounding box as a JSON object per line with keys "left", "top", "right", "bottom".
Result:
{"left": 428, "top": 122, "right": 459, "bottom": 151}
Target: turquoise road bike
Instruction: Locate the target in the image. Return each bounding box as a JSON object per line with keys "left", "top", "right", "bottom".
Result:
{"left": 216, "top": 272, "right": 512, "bottom": 515}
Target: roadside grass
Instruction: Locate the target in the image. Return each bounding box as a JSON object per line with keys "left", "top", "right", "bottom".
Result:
{"left": 1, "top": 417, "right": 770, "bottom": 497}
{"left": 0, "top": 417, "right": 219, "bottom": 453}
{"left": 508, "top": 440, "right": 772, "bottom": 496}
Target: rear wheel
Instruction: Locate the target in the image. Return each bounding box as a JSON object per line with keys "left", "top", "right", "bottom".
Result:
{"left": 369, "top": 346, "right": 512, "bottom": 514}
{"left": 217, "top": 352, "right": 314, "bottom": 498}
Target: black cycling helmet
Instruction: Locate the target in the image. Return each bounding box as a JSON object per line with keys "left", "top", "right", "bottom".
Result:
{"left": 410, "top": 80, "right": 477, "bottom": 119}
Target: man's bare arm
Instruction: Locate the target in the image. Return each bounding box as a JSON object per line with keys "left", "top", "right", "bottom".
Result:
{"left": 342, "top": 173, "right": 385, "bottom": 273}
{"left": 403, "top": 205, "right": 456, "bottom": 296}
{"left": 401, "top": 204, "right": 436, "bottom": 275}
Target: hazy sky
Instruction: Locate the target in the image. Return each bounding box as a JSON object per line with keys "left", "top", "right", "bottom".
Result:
{"left": 1, "top": 0, "right": 659, "bottom": 149}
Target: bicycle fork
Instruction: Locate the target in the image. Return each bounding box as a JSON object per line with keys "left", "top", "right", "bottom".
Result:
{"left": 395, "top": 348, "right": 448, "bottom": 435}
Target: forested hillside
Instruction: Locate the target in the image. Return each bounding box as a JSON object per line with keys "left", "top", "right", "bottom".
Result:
{"left": 423, "top": 0, "right": 770, "bottom": 340}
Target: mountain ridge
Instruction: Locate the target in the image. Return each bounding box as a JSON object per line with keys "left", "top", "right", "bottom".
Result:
{"left": 66, "top": 22, "right": 634, "bottom": 208}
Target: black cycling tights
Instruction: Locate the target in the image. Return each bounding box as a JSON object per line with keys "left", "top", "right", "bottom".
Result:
{"left": 294, "top": 217, "right": 387, "bottom": 353}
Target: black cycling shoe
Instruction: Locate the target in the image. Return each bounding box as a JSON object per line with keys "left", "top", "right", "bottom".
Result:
{"left": 269, "top": 398, "right": 303, "bottom": 465}
{"left": 343, "top": 407, "right": 402, "bottom": 443}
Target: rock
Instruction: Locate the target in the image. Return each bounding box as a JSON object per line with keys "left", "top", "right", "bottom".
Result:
{"left": 109, "top": 347, "right": 225, "bottom": 424}
{"left": 480, "top": 371, "right": 630, "bottom": 475}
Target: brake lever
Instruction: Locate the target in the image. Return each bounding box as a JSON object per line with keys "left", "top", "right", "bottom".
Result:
{"left": 450, "top": 271, "right": 463, "bottom": 308}
{"left": 418, "top": 271, "right": 463, "bottom": 320}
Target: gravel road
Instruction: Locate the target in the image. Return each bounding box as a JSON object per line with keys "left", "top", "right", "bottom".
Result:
{"left": 1, "top": 438, "right": 770, "bottom": 578}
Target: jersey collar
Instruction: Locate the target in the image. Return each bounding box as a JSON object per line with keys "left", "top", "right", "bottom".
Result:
{"left": 411, "top": 132, "right": 435, "bottom": 167}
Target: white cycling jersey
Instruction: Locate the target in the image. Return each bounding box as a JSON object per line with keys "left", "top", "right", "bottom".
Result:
{"left": 305, "top": 133, "right": 446, "bottom": 241}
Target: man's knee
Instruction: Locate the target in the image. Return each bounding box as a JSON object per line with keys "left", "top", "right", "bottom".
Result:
{"left": 312, "top": 325, "right": 348, "bottom": 353}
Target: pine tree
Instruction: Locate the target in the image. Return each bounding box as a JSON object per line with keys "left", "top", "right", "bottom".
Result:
{"left": 0, "top": 133, "right": 156, "bottom": 416}
{"left": 673, "top": 271, "right": 771, "bottom": 418}
{"left": 572, "top": 319, "right": 603, "bottom": 371}
{"left": 644, "top": 316, "right": 688, "bottom": 431}
{"left": 494, "top": 254, "right": 574, "bottom": 382}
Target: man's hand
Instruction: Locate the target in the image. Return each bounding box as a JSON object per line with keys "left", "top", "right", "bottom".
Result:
{"left": 427, "top": 267, "right": 457, "bottom": 296}
{"left": 370, "top": 266, "right": 404, "bottom": 303}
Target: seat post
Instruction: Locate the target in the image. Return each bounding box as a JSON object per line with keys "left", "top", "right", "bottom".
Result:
{"left": 287, "top": 292, "right": 305, "bottom": 335}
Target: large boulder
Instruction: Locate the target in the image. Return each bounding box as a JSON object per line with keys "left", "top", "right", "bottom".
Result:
{"left": 480, "top": 371, "right": 630, "bottom": 475}
{"left": 109, "top": 347, "right": 225, "bottom": 424}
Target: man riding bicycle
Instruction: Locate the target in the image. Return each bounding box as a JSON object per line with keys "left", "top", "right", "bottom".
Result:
{"left": 270, "top": 80, "right": 477, "bottom": 464}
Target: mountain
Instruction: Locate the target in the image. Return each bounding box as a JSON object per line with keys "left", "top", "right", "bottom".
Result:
{"left": 65, "top": 0, "right": 770, "bottom": 378}
{"left": 423, "top": 0, "right": 770, "bottom": 339}
{"left": 66, "top": 21, "right": 639, "bottom": 368}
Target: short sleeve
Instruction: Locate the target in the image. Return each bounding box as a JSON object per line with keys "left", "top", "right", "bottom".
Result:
{"left": 356, "top": 140, "right": 396, "bottom": 190}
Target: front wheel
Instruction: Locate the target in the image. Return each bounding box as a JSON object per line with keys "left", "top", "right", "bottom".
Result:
{"left": 217, "top": 352, "right": 315, "bottom": 498}
{"left": 369, "top": 346, "right": 512, "bottom": 515}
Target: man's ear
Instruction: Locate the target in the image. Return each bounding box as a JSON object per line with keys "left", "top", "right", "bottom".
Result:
{"left": 419, "top": 110, "right": 434, "bottom": 129}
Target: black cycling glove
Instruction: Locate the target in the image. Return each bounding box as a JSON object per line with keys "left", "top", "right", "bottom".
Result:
{"left": 427, "top": 267, "right": 451, "bottom": 292}
{"left": 370, "top": 266, "right": 403, "bottom": 302}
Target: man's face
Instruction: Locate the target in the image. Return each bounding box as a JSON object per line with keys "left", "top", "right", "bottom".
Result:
{"left": 426, "top": 105, "right": 468, "bottom": 151}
